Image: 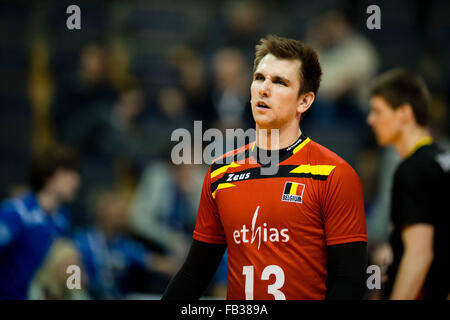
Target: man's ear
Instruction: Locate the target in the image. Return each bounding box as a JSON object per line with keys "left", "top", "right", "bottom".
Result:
{"left": 397, "top": 103, "right": 414, "bottom": 123}
{"left": 297, "top": 92, "right": 315, "bottom": 115}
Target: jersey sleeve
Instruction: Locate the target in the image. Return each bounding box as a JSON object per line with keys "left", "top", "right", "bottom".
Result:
{"left": 321, "top": 163, "right": 368, "bottom": 246}
{"left": 0, "top": 202, "right": 25, "bottom": 248}
{"left": 192, "top": 166, "right": 227, "bottom": 244}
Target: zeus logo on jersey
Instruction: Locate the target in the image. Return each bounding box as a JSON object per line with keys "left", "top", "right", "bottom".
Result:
{"left": 226, "top": 172, "right": 251, "bottom": 182}
{"left": 233, "top": 206, "right": 289, "bottom": 250}
{"left": 281, "top": 182, "right": 305, "bottom": 204}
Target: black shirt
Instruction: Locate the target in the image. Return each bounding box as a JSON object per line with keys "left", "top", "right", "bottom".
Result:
{"left": 383, "top": 143, "right": 450, "bottom": 299}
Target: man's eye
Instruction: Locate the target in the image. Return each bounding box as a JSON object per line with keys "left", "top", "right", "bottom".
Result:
{"left": 275, "top": 80, "right": 286, "bottom": 86}
{"left": 255, "top": 75, "right": 264, "bottom": 81}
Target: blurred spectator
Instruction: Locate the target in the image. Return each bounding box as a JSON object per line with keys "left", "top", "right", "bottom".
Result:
{"left": 74, "top": 189, "right": 174, "bottom": 299}
{"left": 129, "top": 160, "right": 204, "bottom": 262}
{"left": 51, "top": 42, "right": 117, "bottom": 154}
{"left": 0, "top": 145, "right": 80, "bottom": 299}
{"left": 134, "top": 86, "right": 197, "bottom": 167}
{"left": 306, "top": 11, "right": 380, "bottom": 120}
{"left": 130, "top": 158, "right": 229, "bottom": 299}
{"left": 157, "top": 86, "right": 194, "bottom": 130}
{"left": 167, "top": 46, "right": 214, "bottom": 127}
{"left": 110, "top": 83, "right": 146, "bottom": 142}
{"left": 301, "top": 10, "right": 381, "bottom": 168}
{"left": 103, "top": 82, "right": 159, "bottom": 173}
{"left": 210, "top": 48, "right": 253, "bottom": 131}
{"left": 28, "top": 238, "right": 89, "bottom": 300}
{"left": 211, "top": 0, "right": 267, "bottom": 59}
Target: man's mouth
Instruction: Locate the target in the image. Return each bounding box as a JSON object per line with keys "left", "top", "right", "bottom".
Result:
{"left": 256, "top": 101, "right": 270, "bottom": 109}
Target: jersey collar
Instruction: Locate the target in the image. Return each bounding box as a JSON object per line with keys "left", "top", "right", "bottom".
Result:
{"left": 407, "top": 136, "right": 433, "bottom": 158}
{"left": 249, "top": 133, "right": 310, "bottom": 166}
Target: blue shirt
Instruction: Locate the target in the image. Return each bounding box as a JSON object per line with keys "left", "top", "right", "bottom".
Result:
{"left": 73, "top": 228, "right": 151, "bottom": 299}
{"left": 0, "top": 192, "right": 71, "bottom": 299}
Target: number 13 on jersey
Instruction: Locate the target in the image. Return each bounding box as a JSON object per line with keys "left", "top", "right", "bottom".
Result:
{"left": 242, "top": 265, "right": 286, "bottom": 300}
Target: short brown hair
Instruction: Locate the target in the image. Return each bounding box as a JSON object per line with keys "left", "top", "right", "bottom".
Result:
{"left": 28, "top": 145, "right": 80, "bottom": 192}
{"left": 369, "top": 69, "right": 430, "bottom": 126}
{"left": 253, "top": 34, "right": 322, "bottom": 96}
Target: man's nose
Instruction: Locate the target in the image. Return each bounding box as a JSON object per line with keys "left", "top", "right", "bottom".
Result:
{"left": 259, "top": 79, "right": 270, "bottom": 97}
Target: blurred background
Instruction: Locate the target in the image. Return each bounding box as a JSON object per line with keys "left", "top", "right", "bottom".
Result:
{"left": 0, "top": 0, "right": 449, "bottom": 299}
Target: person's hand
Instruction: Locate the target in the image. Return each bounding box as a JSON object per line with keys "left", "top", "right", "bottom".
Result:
{"left": 148, "top": 254, "right": 179, "bottom": 277}
{"left": 372, "top": 243, "right": 393, "bottom": 283}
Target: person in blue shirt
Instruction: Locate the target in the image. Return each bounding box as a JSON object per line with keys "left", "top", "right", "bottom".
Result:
{"left": 0, "top": 145, "right": 81, "bottom": 299}
{"left": 74, "top": 189, "right": 175, "bottom": 299}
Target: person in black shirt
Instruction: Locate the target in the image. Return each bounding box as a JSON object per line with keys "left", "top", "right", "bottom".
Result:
{"left": 367, "top": 69, "right": 450, "bottom": 299}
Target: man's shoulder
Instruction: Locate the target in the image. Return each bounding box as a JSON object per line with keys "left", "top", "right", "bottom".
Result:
{"left": 291, "top": 139, "right": 360, "bottom": 183}
{"left": 396, "top": 144, "right": 449, "bottom": 181}
{"left": 415, "top": 144, "right": 450, "bottom": 174}
{"left": 210, "top": 142, "right": 253, "bottom": 172}
{"left": 306, "top": 139, "right": 355, "bottom": 171}
{"left": 0, "top": 195, "right": 33, "bottom": 240}
{"left": 0, "top": 193, "right": 34, "bottom": 218}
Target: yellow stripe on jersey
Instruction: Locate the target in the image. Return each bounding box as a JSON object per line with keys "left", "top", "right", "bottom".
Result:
{"left": 211, "top": 162, "right": 241, "bottom": 179}
{"left": 212, "top": 183, "right": 236, "bottom": 199}
{"left": 408, "top": 136, "right": 433, "bottom": 157}
{"left": 293, "top": 137, "right": 311, "bottom": 154}
{"left": 289, "top": 183, "right": 298, "bottom": 195}
{"left": 290, "top": 164, "right": 336, "bottom": 176}
{"left": 251, "top": 141, "right": 256, "bottom": 152}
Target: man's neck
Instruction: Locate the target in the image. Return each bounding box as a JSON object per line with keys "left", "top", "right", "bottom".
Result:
{"left": 37, "top": 190, "right": 60, "bottom": 214}
{"left": 394, "top": 125, "right": 431, "bottom": 159}
{"left": 255, "top": 123, "right": 302, "bottom": 150}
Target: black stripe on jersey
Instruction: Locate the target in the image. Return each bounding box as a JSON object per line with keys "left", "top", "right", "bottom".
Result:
{"left": 284, "top": 182, "right": 292, "bottom": 194}
{"left": 211, "top": 165, "right": 331, "bottom": 194}
{"left": 211, "top": 134, "right": 307, "bottom": 178}
{"left": 210, "top": 146, "right": 251, "bottom": 174}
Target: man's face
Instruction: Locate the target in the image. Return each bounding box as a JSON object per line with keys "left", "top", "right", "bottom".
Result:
{"left": 49, "top": 168, "right": 81, "bottom": 203}
{"left": 367, "top": 96, "right": 403, "bottom": 146}
{"left": 251, "top": 54, "right": 302, "bottom": 130}
{"left": 96, "top": 192, "right": 127, "bottom": 232}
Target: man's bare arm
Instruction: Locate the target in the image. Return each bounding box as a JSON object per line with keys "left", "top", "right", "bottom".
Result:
{"left": 390, "top": 223, "right": 434, "bottom": 300}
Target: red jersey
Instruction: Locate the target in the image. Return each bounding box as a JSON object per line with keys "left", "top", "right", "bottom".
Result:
{"left": 193, "top": 135, "right": 367, "bottom": 300}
